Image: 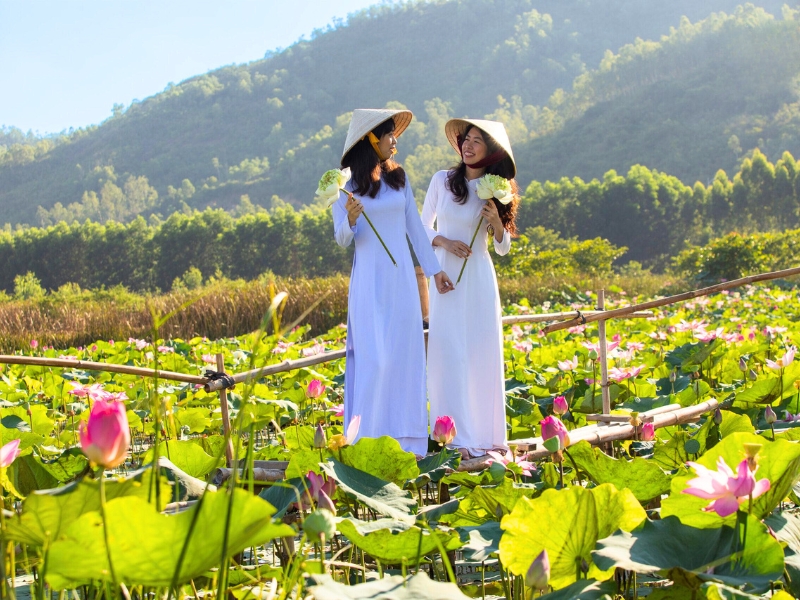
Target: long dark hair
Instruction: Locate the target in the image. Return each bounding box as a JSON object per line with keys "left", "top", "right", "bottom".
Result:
{"left": 341, "top": 118, "right": 406, "bottom": 198}
{"left": 445, "top": 125, "right": 518, "bottom": 236}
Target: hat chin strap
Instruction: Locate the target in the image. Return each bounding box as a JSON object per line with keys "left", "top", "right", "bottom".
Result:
{"left": 368, "top": 132, "right": 396, "bottom": 161}
{"left": 457, "top": 134, "right": 506, "bottom": 170}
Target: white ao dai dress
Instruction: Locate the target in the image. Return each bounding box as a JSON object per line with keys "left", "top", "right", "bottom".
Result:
{"left": 333, "top": 178, "right": 442, "bottom": 456}
{"left": 422, "top": 170, "right": 509, "bottom": 454}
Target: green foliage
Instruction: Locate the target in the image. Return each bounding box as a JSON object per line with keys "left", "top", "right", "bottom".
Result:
{"left": 172, "top": 266, "right": 204, "bottom": 291}
{"left": 13, "top": 271, "right": 45, "bottom": 300}
{"left": 673, "top": 227, "right": 800, "bottom": 283}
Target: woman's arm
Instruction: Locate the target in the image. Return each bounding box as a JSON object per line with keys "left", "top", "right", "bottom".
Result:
{"left": 422, "top": 171, "right": 472, "bottom": 259}
{"left": 332, "top": 188, "right": 360, "bottom": 247}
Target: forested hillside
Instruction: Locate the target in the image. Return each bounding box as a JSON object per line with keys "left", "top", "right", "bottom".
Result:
{"left": 0, "top": 0, "right": 792, "bottom": 227}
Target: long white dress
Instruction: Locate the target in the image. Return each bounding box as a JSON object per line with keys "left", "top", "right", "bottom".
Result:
{"left": 333, "top": 178, "right": 442, "bottom": 456}
{"left": 422, "top": 170, "right": 509, "bottom": 454}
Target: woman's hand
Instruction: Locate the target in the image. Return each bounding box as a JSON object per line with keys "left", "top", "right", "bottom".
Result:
{"left": 433, "top": 236, "right": 472, "bottom": 259}
{"left": 433, "top": 271, "right": 455, "bottom": 294}
{"left": 345, "top": 193, "right": 363, "bottom": 227}
{"left": 481, "top": 200, "right": 504, "bottom": 241}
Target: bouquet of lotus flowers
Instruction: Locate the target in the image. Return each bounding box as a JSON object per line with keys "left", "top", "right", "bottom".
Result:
{"left": 456, "top": 173, "right": 513, "bottom": 284}
{"left": 316, "top": 168, "right": 397, "bottom": 267}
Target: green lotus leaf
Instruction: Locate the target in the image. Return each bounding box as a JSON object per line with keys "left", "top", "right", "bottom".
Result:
{"left": 661, "top": 432, "right": 800, "bottom": 527}
{"left": 5, "top": 468, "right": 171, "bottom": 546}
{"left": 416, "top": 447, "right": 461, "bottom": 483}
{"left": 440, "top": 479, "right": 539, "bottom": 527}
{"left": 593, "top": 515, "right": 784, "bottom": 593}
{"left": 340, "top": 436, "right": 420, "bottom": 485}
{"left": 457, "top": 521, "right": 502, "bottom": 562}
{"left": 538, "top": 578, "right": 617, "bottom": 600}
{"left": 765, "top": 512, "right": 800, "bottom": 597}
{"left": 566, "top": 440, "right": 672, "bottom": 502}
{"left": 499, "top": 483, "right": 646, "bottom": 589}
{"left": 320, "top": 459, "right": 416, "bottom": 521}
{"left": 143, "top": 440, "right": 218, "bottom": 478}
{"left": 174, "top": 406, "right": 211, "bottom": 433}
{"left": 45, "top": 488, "right": 293, "bottom": 589}
{"left": 337, "top": 518, "right": 462, "bottom": 565}
{"left": 284, "top": 448, "right": 327, "bottom": 479}
{"left": 309, "top": 572, "right": 470, "bottom": 599}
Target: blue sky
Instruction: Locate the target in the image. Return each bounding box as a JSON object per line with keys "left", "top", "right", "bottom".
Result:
{"left": 0, "top": 0, "right": 386, "bottom": 134}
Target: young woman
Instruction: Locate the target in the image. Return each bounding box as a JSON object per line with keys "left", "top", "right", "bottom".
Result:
{"left": 332, "top": 108, "right": 454, "bottom": 456}
{"left": 422, "top": 118, "right": 519, "bottom": 456}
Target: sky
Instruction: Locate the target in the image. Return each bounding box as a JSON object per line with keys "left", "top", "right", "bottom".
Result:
{"left": 0, "top": 0, "right": 386, "bottom": 135}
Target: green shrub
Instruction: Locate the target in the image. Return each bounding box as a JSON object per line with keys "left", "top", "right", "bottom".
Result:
{"left": 13, "top": 271, "right": 45, "bottom": 300}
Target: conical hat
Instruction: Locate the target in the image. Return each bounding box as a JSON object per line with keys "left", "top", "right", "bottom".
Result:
{"left": 342, "top": 108, "right": 413, "bottom": 159}
{"left": 444, "top": 118, "right": 516, "bottom": 177}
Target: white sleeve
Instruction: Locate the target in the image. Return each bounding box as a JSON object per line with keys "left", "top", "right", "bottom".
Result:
{"left": 420, "top": 172, "right": 441, "bottom": 243}
{"left": 404, "top": 182, "right": 441, "bottom": 277}
{"left": 493, "top": 227, "right": 511, "bottom": 256}
{"left": 332, "top": 188, "right": 357, "bottom": 248}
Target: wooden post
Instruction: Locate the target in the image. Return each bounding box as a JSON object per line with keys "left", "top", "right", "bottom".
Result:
{"left": 415, "top": 266, "right": 430, "bottom": 323}
{"left": 217, "top": 353, "right": 234, "bottom": 466}
{"left": 597, "top": 290, "right": 611, "bottom": 416}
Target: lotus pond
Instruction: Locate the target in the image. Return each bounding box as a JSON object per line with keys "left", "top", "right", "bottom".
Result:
{"left": 2, "top": 284, "right": 800, "bottom": 599}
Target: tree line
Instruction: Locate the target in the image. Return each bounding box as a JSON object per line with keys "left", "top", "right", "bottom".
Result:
{"left": 2, "top": 148, "right": 799, "bottom": 293}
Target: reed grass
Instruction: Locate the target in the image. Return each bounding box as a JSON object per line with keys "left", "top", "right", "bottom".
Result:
{"left": 0, "top": 272, "right": 679, "bottom": 352}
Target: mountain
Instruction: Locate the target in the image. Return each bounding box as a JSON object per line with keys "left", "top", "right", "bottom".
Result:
{"left": 0, "top": 0, "right": 791, "bottom": 227}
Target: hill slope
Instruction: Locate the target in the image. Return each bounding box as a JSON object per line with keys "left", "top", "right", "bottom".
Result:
{"left": 0, "top": 0, "right": 789, "bottom": 226}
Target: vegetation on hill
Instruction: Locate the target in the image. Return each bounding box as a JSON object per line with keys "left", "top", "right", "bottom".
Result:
{"left": 0, "top": 0, "right": 792, "bottom": 227}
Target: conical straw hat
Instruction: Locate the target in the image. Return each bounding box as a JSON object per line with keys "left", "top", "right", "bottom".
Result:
{"left": 444, "top": 118, "right": 516, "bottom": 177}
{"left": 342, "top": 108, "right": 413, "bottom": 159}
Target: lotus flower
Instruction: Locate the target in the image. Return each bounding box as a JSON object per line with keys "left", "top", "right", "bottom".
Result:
{"left": 79, "top": 398, "right": 131, "bottom": 469}
{"left": 299, "top": 472, "right": 337, "bottom": 514}
{"left": 432, "top": 415, "right": 457, "bottom": 446}
{"left": 557, "top": 356, "right": 579, "bottom": 371}
{"left": 766, "top": 347, "right": 796, "bottom": 370}
{"left": 315, "top": 168, "right": 352, "bottom": 206}
{"left": 675, "top": 319, "right": 709, "bottom": 333}
{"left": 640, "top": 422, "right": 655, "bottom": 442}
{"left": 540, "top": 416, "right": 570, "bottom": 450}
{"left": 552, "top": 395, "right": 568, "bottom": 416}
{"left": 476, "top": 174, "right": 513, "bottom": 204}
{"left": 328, "top": 415, "right": 360, "bottom": 451}
{"left": 525, "top": 549, "right": 550, "bottom": 592}
{"left": 765, "top": 406, "right": 777, "bottom": 424}
{"left": 69, "top": 382, "right": 110, "bottom": 402}
{"left": 313, "top": 423, "right": 327, "bottom": 449}
{"left": 607, "top": 365, "right": 645, "bottom": 382}
{"left": 327, "top": 403, "right": 345, "bottom": 418}
{"left": 683, "top": 456, "right": 770, "bottom": 517}
{"left": 0, "top": 439, "right": 21, "bottom": 468}
{"left": 306, "top": 379, "right": 325, "bottom": 399}
{"left": 627, "top": 341, "right": 645, "bottom": 351}
{"left": 201, "top": 354, "right": 217, "bottom": 364}
{"left": 486, "top": 448, "right": 536, "bottom": 477}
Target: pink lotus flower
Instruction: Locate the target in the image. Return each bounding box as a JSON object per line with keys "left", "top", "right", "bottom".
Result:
{"left": 0, "top": 439, "right": 21, "bottom": 468}
{"left": 432, "top": 415, "right": 457, "bottom": 446}
{"left": 299, "top": 472, "right": 337, "bottom": 513}
{"left": 766, "top": 347, "right": 796, "bottom": 370}
{"left": 552, "top": 395, "right": 568, "bottom": 416}
{"left": 694, "top": 327, "right": 725, "bottom": 343}
{"left": 157, "top": 345, "right": 174, "bottom": 354}
{"left": 79, "top": 399, "right": 130, "bottom": 469}
{"left": 327, "top": 403, "right": 345, "bottom": 418}
{"left": 582, "top": 340, "right": 620, "bottom": 354}
{"left": 557, "top": 356, "right": 579, "bottom": 371}
{"left": 271, "top": 340, "right": 294, "bottom": 354}
{"left": 201, "top": 354, "right": 217, "bottom": 364}
{"left": 764, "top": 326, "right": 788, "bottom": 339}
{"left": 540, "top": 416, "right": 570, "bottom": 449}
{"left": 567, "top": 325, "right": 586, "bottom": 334}
{"left": 608, "top": 365, "right": 645, "bottom": 382}
{"left": 30, "top": 339, "right": 38, "bottom": 349}
{"left": 69, "top": 382, "right": 109, "bottom": 402}
{"left": 648, "top": 331, "right": 668, "bottom": 341}
{"left": 676, "top": 319, "right": 709, "bottom": 333}
{"left": 306, "top": 379, "right": 325, "bottom": 399}
{"left": 525, "top": 549, "right": 550, "bottom": 592}
{"left": 327, "top": 415, "right": 361, "bottom": 451}
{"left": 641, "top": 422, "right": 655, "bottom": 441}
{"left": 510, "top": 325, "right": 523, "bottom": 339}
{"left": 683, "top": 456, "right": 770, "bottom": 517}
{"left": 128, "top": 338, "right": 148, "bottom": 351}
{"left": 301, "top": 341, "right": 325, "bottom": 357}
{"left": 513, "top": 341, "right": 533, "bottom": 353}
{"left": 627, "top": 342, "right": 645, "bottom": 351}
{"left": 486, "top": 448, "right": 536, "bottom": 477}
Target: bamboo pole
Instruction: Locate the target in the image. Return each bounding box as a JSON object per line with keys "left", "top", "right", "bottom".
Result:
{"left": 542, "top": 265, "right": 800, "bottom": 335}
{"left": 217, "top": 353, "right": 234, "bottom": 466}
{"left": 0, "top": 355, "right": 206, "bottom": 384}
{"left": 597, "top": 290, "right": 611, "bottom": 416}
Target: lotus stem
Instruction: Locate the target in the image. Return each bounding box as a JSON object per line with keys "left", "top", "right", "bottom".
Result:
{"left": 361, "top": 210, "right": 397, "bottom": 267}
{"left": 456, "top": 215, "right": 485, "bottom": 285}
{"left": 99, "top": 474, "right": 121, "bottom": 597}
